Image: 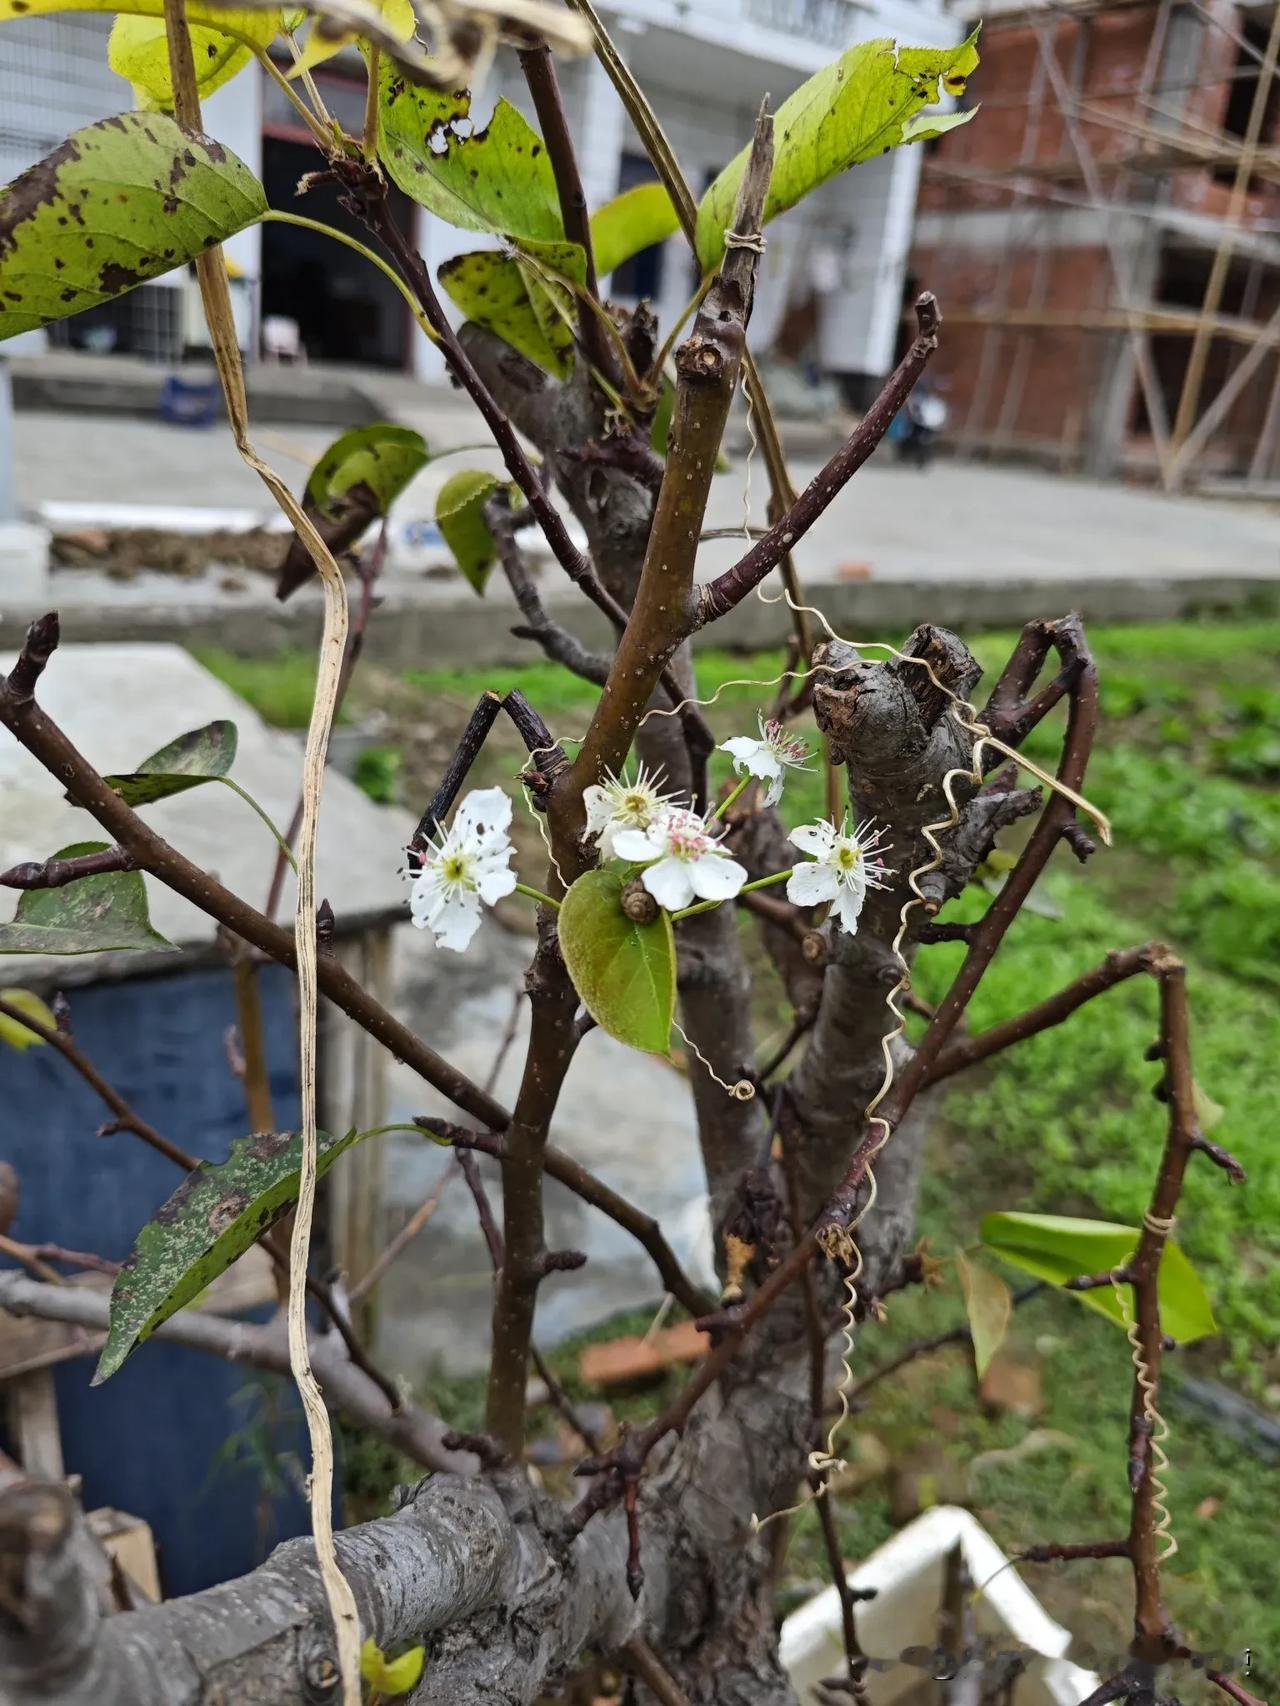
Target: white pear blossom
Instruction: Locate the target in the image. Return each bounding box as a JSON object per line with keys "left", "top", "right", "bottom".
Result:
{"left": 583, "top": 764, "right": 678, "bottom": 859}
{"left": 785, "top": 815, "right": 893, "bottom": 936}
{"left": 613, "top": 806, "right": 748, "bottom": 913}
{"left": 719, "top": 713, "right": 814, "bottom": 807}
{"left": 408, "top": 786, "right": 517, "bottom": 952}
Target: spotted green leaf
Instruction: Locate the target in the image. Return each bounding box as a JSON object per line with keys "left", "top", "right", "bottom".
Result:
{"left": 378, "top": 64, "right": 562, "bottom": 242}
{"left": 100, "top": 719, "right": 238, "bottom": 806}
{"left": 440, "top": 240, "right": 585, "bottom": 377}
{"left": 980, "top": 1211, "right": 1217, "bottom": 1344}
{"left": 954, "top": 1248, "right": 1012, "bottom": 1378}
{"left": 0, "top": 113, "right": 267, "bottom": 340}
{"left": 0, "top": 841, "right": 174, "bottom": 956}
{"left": 0, "top": 988, "right": 57, "bottom": 1052}
{"left": 591, "top": 180, "right": 679, "bottom": 278}
{"left": 436, "top": 469, "right": 507, "bottom": 594}
{"left": 695, "top": 27, "right": 981, "bottom": 270}
{"left": 559, "top": 868, "right": 676, "bottom": 1055}
{"left": 95, "top": 1125, "right": 362, "bottom": 1382}
{"left": 108, "top": 10, "right": 278, "bottom": 111}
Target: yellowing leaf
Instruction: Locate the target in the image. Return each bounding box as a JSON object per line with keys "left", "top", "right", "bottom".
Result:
{"left": 0, "top": 988, "right": 57, "bottom": 1052}
{"left": 361, "top": 1637, "right": 426, "bottom": 1695}
{"left": 1192, "top": 1078, "right": 1225, "bottom": 1133}
{"left": 440, "top": 240, "right": 586, "bottom": 377}
{"left": 695, "top": 27, "right": 981, "bottom": 270}
{"left": 109, "top": 11, "right": 276, "bottom": 110}
{"left": 289, "top": 0, "right": 410, "bottom": 74}
{"left": 955, "top": 1248, "right": 1012, "bottom": 1378}
{"left": 0, "top": 0, "right": 281, "bottom": 49}
{"left": 591, "top": 181, "right": 679, "bottom": 278}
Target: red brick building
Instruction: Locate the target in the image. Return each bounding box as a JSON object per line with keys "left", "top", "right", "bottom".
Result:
{"left": 908, "top": 0, "right": 1280, "bottom": 486}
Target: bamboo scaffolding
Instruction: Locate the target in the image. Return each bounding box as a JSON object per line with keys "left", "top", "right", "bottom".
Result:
{"left": 920, "top": 0, "right": 1280, "bottom": 486}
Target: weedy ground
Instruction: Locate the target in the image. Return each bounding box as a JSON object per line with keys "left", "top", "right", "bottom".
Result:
{"left": 200, "top": 616, "right": 1280, "bottom": 1696}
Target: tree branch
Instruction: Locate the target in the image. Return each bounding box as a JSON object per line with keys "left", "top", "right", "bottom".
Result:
{"left": 0, "top": 847, "right": 135, "bottom": 890}
{"left": 565, "top": 103, "right": 774, "bottom": 804}
{"left": 923, "top": 946, "right": 1163, "bottom": 1088}
{"left": 487, "top": 493, "right": 613, "bottom": 686}
{"left": 0, "top": 1272, "right": 469, "bottom": 1476}
{"left": 0, "top": 618, "right": 507, "bottom": 1131}
{"left": 517, "top": 44, "right": 616, "bottom": 381}
{"left": 437, "top": 1126, "right": 711, "bottom": 1318}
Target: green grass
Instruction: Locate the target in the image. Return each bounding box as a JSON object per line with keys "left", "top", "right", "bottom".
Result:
{"left": 198, "top": 617, "right": 1279, "bottom": 1691}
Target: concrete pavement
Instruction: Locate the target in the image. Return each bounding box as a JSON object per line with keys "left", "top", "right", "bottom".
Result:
{"left": 5, "top": 403, "right": 1279, "bottom": 660}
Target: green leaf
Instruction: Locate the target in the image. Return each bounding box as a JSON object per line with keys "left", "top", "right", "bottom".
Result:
{"left": 695, "top": 27, "right": 981, "bottom": 270}
{"left": 379, "top": 64, "right": 563, "bottom": 242}
{"left": 436, "top": 469, "right": 505, "bottom": 594}
{"left": 306, "top": 421, "right": 429, "bottom": 514}
{"left": 0, "top": 112, "right": 267, "bottom": 341}
{"left": 559, "top": 868, "right": 676, "bottom": 1054}
{"left": 108, "top": 12, "right": 276, "bottom": 111}
{"left": 954, "top": 1248, "right": 1012, "bottom": 1378}
{"left": 0, "top": 988, "right": 58, "bottom": 1051}
{"left": 0, "top": 842, "right": 174, "bottom": 956}
{"left": 361, "top": 1638, "right": 425, "bottom": 1696}
{"left": 980, "top": 1211, "right": 1217, "bottom": 1344}
{"left": 95, "top": 1124, "right": 362, "bottom": 1382}
{"left": 440, "top": 241, "right": 586, "bottom": 378}
{"left": 101, "top": 719, "right": 238, "bottom": 806}
{"left": 591, "top": 181, "right": 680, "bottom": 278}
{"left": 278, "top": 422, "right": 428, "bottom": 599}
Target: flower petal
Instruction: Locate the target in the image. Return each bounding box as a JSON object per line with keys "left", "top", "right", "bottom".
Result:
{"left": 789, "top": 819, "right": 837, "bottom": 857}
{"left": 475, "top": 864, "right": 517, "bottom": 906}
{"left": 830, "top": 882, "right": 866, "bottom": 934}
{"left": 688, "top": 854, "right": 747, "bottom": 901}
{"left": 641, "top": 857, "right": 696, "bottom": 911}
{"left": 454, "top": 786, "right": 512, "bottom": 841}
{"left": 582, "top": 785, "right": 612, "bottom": 835}
{"left": 430, "top": 892, "right": 484, "bottom": 951}
{"left": 787, "top": 861, "right": 838, "bottom": 906}
{"left": 613, "top": 827, "right": 662, "bottom": 863}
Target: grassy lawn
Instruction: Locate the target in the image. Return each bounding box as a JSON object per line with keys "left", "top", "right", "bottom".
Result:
{"left": 199, "top": 618, "right": 1279, "bottom": 1692}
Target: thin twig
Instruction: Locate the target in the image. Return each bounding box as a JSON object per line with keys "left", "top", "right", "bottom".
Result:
{"left": 0, "top": 629, "right": 507, "bottom": 1131}
{"left": 0, "top": 847, "right": 134, "bottom": 890}
{"left": 696, "top": 295, "right": 942, "bottom": 626}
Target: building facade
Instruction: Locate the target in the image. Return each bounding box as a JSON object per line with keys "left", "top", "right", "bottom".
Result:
{"left": 908, "top": 0, "right": 1280, "bottom": 485}
{"left": 0, "top": 0, "right": 957, "bottom": 397}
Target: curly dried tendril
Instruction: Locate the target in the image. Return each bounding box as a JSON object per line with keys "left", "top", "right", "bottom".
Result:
{"left": 1115, "top": 1215, "right": 1179, "bottom": 1565}
{"left": 673, "top": 1020, "right": 755, "bottom": 1100}
{"left": 751, "top": 1262, "right": 860, "bottom": 1533}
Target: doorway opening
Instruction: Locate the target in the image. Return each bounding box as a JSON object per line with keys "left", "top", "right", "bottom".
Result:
{"left": 260, "top": 135, "right": 414, "bottom": 368}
